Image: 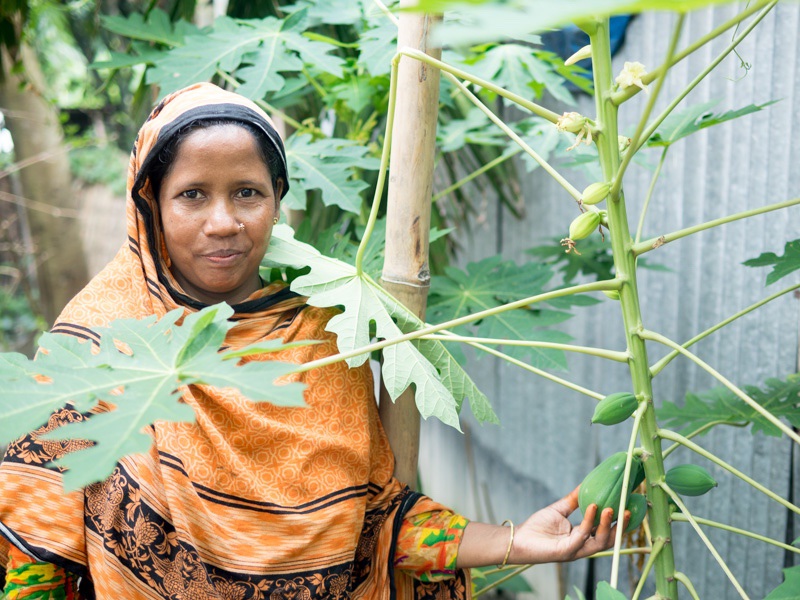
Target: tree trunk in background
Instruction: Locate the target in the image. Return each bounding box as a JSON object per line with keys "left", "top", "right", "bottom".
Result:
{"left": 379, "top": 5, "right": 442, "bottom": 489}
{"left": 0, "top": 45, "right": 89, "bottom": 325}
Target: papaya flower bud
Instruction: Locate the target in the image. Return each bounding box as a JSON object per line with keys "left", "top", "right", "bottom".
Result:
{"left": 581, "top": 181, "right": 611, "bottom": 206}
{"left": 618, "top": 135, "right": 632, "bottom": 153}
{"left": 565, "top": 44, "right": 592, "bottom": 66}
{"left": 557, "top": 112, "right": 593, "bottom": 151}
{"left": 615, "top": 61, "right": 649, "bottom": 94}
{"left": 556, "top": 111, "right": 587, "bottom": 134}
{"left": 603, "top": 290, "right": 621, "bottom": 301}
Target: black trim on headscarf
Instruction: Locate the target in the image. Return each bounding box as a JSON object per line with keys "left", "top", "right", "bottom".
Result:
{"left": 130, "top": 103, "right": 300, "bottom": 313}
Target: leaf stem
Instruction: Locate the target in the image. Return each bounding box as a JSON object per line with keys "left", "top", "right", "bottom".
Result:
{"left": 650, "top": 282, "right": 800, "bottom": 376}
{"left": 671, "top": 513, "right": 800, "bottom": 555}
{"left": 301, "top": 67, "right": 327, "bottom": 98}
{"left": 635, "top": 147, "right": 668, "bottom": 245}
{"left": 629, "top": 2, "right": 777, "bottom": 160}
{"left": 662, "top": 421, "right": 747, "bottom": 459}
{"left": 295, "top": 279, "right": 621, "bottom": 374}
{"left": 673, "top": 572, "right": 701, "bottom": 600}
{"left": 658, "top": 429, "right": 800, "bottom": 515}
{"left": 455, "top": 337, "right": 605, "bottom": 401}
{"left": 631, "top": 538, "right": 664, "bottom": 600}
{"left": 633, "top": 198, "right": 800, "bottom": 256}
{"left": 398, "top": 47, "right": 561, "bottom": 124}
{"left": 659, "top": 482, "right": 750, "bottom": 599}
{"left": 421, "top": 333, "right": 630, "bottom": 362}
{"left": 610, "top": 0, "right": 774, "bottom": 105}
{"left": 432, "top": 149, "right": 521, "bottom": 202}
{"left": 354, "top": 55, "right": 399, "bottom": 275}
{"left": 611, "top": 14, "right": 684, "bottom": 198}
{"left": 372, "top": 0, "right": 399, "bottom": 26}
{"left": 432, "top": 67, "right": 580, "bottom": 201}
{"left": 611, "top": 405, "right": 645, "bottom": 589}
{"left": 473, "top": 564, "right": 529, "bottom": 598}
{"left": 641, "top": 329, "right": 800, "bottom": 446}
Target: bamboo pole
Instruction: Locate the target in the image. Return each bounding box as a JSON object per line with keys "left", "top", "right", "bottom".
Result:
{"left": 379, "top": 3, "right": 442, "bottom": 489}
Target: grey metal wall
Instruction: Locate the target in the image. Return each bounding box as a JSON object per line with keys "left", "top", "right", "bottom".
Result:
{"left": 419, "top": 4, "right": 800, "bottom": 599}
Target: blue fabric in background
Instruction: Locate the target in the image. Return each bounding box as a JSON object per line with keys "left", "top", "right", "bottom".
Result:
{"left": 541, "top": 16, "right": 634, "bottom": 93}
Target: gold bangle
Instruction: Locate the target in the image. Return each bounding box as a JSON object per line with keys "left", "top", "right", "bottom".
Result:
{"left": 498, "top": 519, "right": 515, "bottom": 568}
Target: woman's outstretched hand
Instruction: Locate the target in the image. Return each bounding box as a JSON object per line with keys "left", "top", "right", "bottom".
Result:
{"left": 509, "top": 486, "right": 625, "bottom": 564}
{"left": 456, "top": 486, "right": 628, "bottom": 569}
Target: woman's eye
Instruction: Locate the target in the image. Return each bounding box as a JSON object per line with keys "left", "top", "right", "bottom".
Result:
{"left": 239, "top": 188, "right": 257, "bottom": 198}
{"left": 181, "top": 189, "right": 200, "bottom": 199}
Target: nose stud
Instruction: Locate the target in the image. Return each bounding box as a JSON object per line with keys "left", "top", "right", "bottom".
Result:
{"left": 238, "top": 223, "right": 246, "bottom": 232}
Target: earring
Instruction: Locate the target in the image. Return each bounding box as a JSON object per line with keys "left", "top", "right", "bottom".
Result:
{"left": 273, "top": 217, "right": 279, "bottom": 225}
{"left": 238, "top": 223, "right": 246, "bottom": 231}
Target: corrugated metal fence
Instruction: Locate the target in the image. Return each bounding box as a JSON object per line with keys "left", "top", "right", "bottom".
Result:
{"left": 419, "top": 4, "right": 800, "bottom": 598}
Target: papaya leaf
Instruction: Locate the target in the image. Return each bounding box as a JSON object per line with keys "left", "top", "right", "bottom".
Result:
{"left": 564, "top": 586, "right": 587, "bottom": 600}
{"left": 263, "top": 225, "right": 498, "bottom": 428}
{"left": 657, "top": 376, "right": 800, "bottom": 438}
{"left": 414, "top": 0, "right": 744, "bottom": 45}
{"left": 466, "top": 43, "right": 574, "bottom": 105}
{"left": 437, "top": 108, "right": 507, "bottom": 152}
{"left": 289, "top": 0, "right": 366, "bottom": 26}
{"left": 284, "top": 133, "right": 379, "bottom": 213}
{"left": 765, "top": 565, "right": 800, "bottom": 600}
{"left": 357, "top": 20, "right": 397, "bottom": 77}
{"left": 595, "top": 582, "right": 628, "bottom": 600}
{"left": 329, "top": 73, "right": 378, "bottom": 115}
{"left": 100, "top": 8, "right": 195, "bottom": 47}
{"left": 146, "top": 11, "right": 343, "bottom": 99}
{"left": 743, "top": 239, "right": 800, "bottom": 286}
{"left": 646, "top": 100, "right": 776, "bottom": 148}
{"left": 428, "top": 256, "right": 576, "bottom": 371}
{"left": 0, "top": 303, "right": 309, "bottom": 490}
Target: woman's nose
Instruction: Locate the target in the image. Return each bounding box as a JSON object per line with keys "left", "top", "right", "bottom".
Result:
{"left": 203, "top": 198, "right": 240, "bottom": 236}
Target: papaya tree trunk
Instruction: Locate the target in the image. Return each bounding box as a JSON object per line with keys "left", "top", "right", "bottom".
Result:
{"left": 379, "top": 4, "right": 442, "bottom": 488}
{"left": 0, "top": 45, "right": 89, "bottom": 325}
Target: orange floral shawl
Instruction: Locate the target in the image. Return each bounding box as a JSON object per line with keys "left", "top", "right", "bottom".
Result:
{"left": 0, "top": 83, "right": 468, "bottom": 600}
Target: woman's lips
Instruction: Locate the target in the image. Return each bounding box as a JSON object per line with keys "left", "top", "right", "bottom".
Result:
{"left": 202, "top": 249, "right": 244, "bottom": 264}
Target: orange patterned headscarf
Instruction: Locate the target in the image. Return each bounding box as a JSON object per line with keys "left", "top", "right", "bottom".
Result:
{"left": 0, "top": 83, "right": 468, "bottom": 600}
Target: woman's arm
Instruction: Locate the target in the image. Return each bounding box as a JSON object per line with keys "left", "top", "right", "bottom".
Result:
{"left": 456, "top": 486, "right": 623, "bottom": 568}
{"left": 3, "top": 546, "right": 80, "bottom": 599}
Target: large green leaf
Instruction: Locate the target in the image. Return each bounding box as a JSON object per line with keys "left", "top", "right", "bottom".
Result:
{"left": 657, "top": 376, "right": 800, "bottom": 438}
{"left": 284, "top": 133, "right": 379, "bottom": 213}
{"left": 0, "top": 304, "right": 308, "bottom": 489}
{"left": 146, "top": 11, "right": 343, "bottom": 98}
{"left": 595, "top": 582, "right": 629, "bottom": 600}
{"left": 466, "top": 43, "right": 574, "bottom": 105}
{"left": 100, "top": 8, "right": 196, "bottom": 47}
{"left": 437, "top": 108, "right": 508, "bottom": 152}
{"left": 412, "top": 0, "right": 746, "bottom": 44}
{"left": 263, "top": 225, "right": 498, "bottom": 428}
{"left": 428, "top": 256, "right": 576, "bottom": 371}
{"left": 646, "top": 100, "right": 776, "bottom": 148}
{"left": 765, "top": 566, "right": 800, "bottom": 600}
{"left": 357, "top": 20, "right": 398, "bottom": 77}
{"left": 743, "top": 239, "right": 800, "bottom": 286}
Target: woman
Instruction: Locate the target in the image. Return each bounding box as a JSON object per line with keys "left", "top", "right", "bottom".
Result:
{"left": 0, "top": 83, "right": 620, "bottom": 599}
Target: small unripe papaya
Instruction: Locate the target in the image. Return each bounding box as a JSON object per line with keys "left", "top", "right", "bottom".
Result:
{"left": 665, "top": 464, "right": 717, "bottom": 496}
{"left": 624, "top": 493, "right": 647, "bottom": 533}
{"left": 591, "top": 392, "right": 637, "bottom": 426}
{"left": 579, "top": 452, "right": 642, "bottom": 526}
{"left": 581, "top": 181, "right": 611, "bottom": 206}
{"left": 569, "top": 209, "right": 602, "bottom": 241}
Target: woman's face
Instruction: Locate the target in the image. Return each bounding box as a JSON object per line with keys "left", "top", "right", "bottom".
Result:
{"left": 158, "top": 124, "right": 283, "bottom": 305}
